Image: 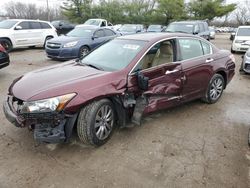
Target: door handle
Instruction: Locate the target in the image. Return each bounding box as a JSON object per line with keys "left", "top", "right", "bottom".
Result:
{"left": 205, "top": 58, "right": 214, "bottom": 63}
{"left": 165, "top": 69, "right": 179, "bottom": 75}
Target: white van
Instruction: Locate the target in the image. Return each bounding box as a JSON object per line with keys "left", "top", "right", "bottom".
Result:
{"left": 231, "top": 26, "right": 250, "bottom": 53}
{"left": 0, "top": 19, "right": 58, "bottom": 51}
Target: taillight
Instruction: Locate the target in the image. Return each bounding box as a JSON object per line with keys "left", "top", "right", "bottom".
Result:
{"left": 0, "top": 44, "right": 6, "bottom": 52}
{"left": 229, "top": 54, "right": 235, "bottom": 62}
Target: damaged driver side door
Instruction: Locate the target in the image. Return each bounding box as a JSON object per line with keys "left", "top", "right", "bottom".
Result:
{"left": 127, "top": 39, "right": 184, "bottom": 125}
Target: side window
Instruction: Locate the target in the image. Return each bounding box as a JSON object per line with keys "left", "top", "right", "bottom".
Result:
{"left": 199, "top": 23, "right": 205, "bottom": 32}
{"left": 94, "top": 30, "right": 105, "bottom": 38}
{"left": 179, "top": 39, "right": 203, "bottom": 60}
{"left": 135, "top": 40, "right": 175, "bottom": 71}
{"left": 30, "top": 22, "right": 41, "bottom": 29}
{"left": 201, "top": 41, "right": 211, "bottom": 55}
{"left": 104, "top": 29, "right": 115, "bottom": 36}
{"left": 101, "top": 21, "right": 106, "bottom": 27}
{"left": 40, "top": 22, "right": 52, "bottom": 29}
{"left": 17, "top": 22, "right": 30, "bottom": 30}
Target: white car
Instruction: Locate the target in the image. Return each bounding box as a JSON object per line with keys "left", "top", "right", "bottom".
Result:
{"left": 0, "top": 19, "right": 58, "bottom": 51}
{"left": 231, "top": 26, "right": 250, "bottom": 53}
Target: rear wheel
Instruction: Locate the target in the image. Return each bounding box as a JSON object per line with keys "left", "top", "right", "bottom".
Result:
{"left": 77, "top": 99, "right": 115, "bottom": 146}
{"left": 0, "top": 39, "right": 12, "bottom": 52}
{"left": 202, "top": 74, "right": 225, "bottom": 104}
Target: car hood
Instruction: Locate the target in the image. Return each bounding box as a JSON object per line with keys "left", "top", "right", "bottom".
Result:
{"left": 234, "top": 36, "right": 250, "bottom": 41}
{"left": 49, "top": 36, "right": 89, "bottom": 44}
{"left": 10, "top": 61, "right": 111, "bottom": 101}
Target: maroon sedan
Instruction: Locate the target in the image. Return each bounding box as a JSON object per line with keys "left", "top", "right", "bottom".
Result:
{"left": 3, "top": 33, "right": 235, "bottom": 146}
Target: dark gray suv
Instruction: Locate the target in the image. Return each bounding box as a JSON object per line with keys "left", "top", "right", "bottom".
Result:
{"left": 165, "top": 21, "right": 210, "bottom": 40}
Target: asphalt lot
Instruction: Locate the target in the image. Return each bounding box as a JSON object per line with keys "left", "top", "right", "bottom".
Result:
{"left": 0, "top": 33, "right": 249, "bottom": 188}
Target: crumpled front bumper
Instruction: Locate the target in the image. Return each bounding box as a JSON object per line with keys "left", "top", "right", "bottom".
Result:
{"left": 3, "top": 98, "right": 77, "bottom": 144}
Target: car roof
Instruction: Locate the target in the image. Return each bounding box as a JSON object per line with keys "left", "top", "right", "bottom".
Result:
{"left": 238, "top": 26, "right": 250, "bottom": 28}
{"left": 117, "top": 32, "right": 198, "bottom": 42}
{"left": 75, "top": 25, "right": 99, "bottom": 29}
{"left": 5, "top": 19, "right": 49, "bottom": 23}
{"left": 171, "top": 21, "right": 206, "bottom": 24}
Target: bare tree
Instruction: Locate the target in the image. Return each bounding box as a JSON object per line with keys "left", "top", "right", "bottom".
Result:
{"left": 233, "top": 0, "right": 250, "bottom": 25}
{"left": 3, "top": 1, "right": 64, "bottom": 21}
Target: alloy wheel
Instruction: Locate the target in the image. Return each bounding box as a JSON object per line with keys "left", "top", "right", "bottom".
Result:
{"left": 94, "top": 105, "right": 114, "bottom": 140}
{"left": 209, "top": 77, "right": 223, "bottom": 101}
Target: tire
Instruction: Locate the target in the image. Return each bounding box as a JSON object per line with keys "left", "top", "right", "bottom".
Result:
{"left": 43, "top": 36, "right": 53, "bottom": 48}
{"left": 0, "top": 39, "right": 12, "bottom": 52}
{"left": 79, "top": 46, "right": 89, "bottom": 58}
{"left": 202, "top": 74, "right": 225, "bottom": 104}
{"left": 231, "top": 47, "right": 235, "bottom": 54}
{"left": 77, "top": 99, "right": 116, "bottom": 146}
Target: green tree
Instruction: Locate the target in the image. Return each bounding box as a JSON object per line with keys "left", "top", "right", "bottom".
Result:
{"left": 156, "top": 0, "right": 186, "bottom": 25}
{"left": 188, "top": 0, "right": 236, "bottom": 21}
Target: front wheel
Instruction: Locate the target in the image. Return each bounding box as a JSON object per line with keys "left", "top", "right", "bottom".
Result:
{"left": 79, "top": 46, "right": 89, "bottom": 58}
{"left": 202, "top": 74, "right": 225, "bottom": 104}
{"left": 77, "top": 99, "right": 116, "bottom": 146}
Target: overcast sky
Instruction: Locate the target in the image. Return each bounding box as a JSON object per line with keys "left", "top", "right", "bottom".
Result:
{"left": 0, "top": 0, "right": 64, "bottom": 8}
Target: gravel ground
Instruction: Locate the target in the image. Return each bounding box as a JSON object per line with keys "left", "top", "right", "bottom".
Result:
{"left": 0, "top": 33, "right": 249, "bottom": 188}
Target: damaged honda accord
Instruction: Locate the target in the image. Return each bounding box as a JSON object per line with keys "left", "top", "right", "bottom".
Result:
{"left": 3, "top": 33, "right": 235, "bottom": 146}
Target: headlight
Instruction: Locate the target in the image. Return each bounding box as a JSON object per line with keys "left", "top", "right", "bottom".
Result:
{"left": 235, "top": 40, "right": 245, "bottom": 43}
{"left": 21, "top": 93, "right": 76, "bottom": 113}
{"left": 63, "top": 41, "right": 78, "bottom": 48}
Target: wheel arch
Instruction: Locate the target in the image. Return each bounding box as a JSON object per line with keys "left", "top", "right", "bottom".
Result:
{"left": 215, "top": 70, "right": 227, "bottom": 89}
{"left": 0, "top": 37, "right": 13, "bottom": 46}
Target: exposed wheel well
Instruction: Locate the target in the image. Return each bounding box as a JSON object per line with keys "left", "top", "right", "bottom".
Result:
{"left": 216, "top": 71, "right": 227, "bottom": 89}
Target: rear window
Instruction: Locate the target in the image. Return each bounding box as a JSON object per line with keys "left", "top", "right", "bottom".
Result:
{"left": 40, "top": 22, "right": 52, "bottom": 29}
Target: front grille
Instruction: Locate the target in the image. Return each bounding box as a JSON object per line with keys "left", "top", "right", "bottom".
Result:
{"left": 245, "top": 64, "right": 250, "bottom": 70}
{"left": 46, "top": 42, "right": 61, "bottom": 49}
{"left": 240, "top": 48, "right": 248, "bottom": 51}
{"left": 8, "top": 96, "right": 24, "bottom": 114}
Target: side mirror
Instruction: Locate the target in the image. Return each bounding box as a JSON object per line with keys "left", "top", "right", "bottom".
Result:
{"left": 193, "top": 30, "right": 199, "bottom": 35}
{"left": 92, "top": 36, "right": 98, "bottom": 40}
{"left": 15, "top": 26, "right": 22, "bottom": 30}
{"left": 137, "top": 71, "right": 149, "bottom": 90}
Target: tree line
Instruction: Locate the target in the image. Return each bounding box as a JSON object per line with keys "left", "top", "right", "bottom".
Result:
{"left": 2, "top": 0, "right": 237, "bottom": 26}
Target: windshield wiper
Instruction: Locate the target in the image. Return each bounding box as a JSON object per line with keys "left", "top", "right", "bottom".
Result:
{"left": 81, "top": 62, "right": 103, "bottom": 71}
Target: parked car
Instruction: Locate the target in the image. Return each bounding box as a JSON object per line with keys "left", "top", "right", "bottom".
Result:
{"left": 231, "top": 26, "right": 250, "bottom": 53}
{"left": 83, "top": 19, "right": 113, "bottom": 28}
{"left": 119, "top": 24, "right": 144, "bottom": 35}
{"left": 229, "top": 28, "right": 237, "bottom": 41}
{"left": 239, "top": 41, "right": 250, "bottom": 73}
{"left": 209, "top": 26, "right": 215, "bottom": 39}
{"left": 0, "top": 44, "right": 9, "bottom": 69}
{"left": 45, "top": 25, "right": 120, "bottom": 60}
{"left": 0, "top": 19, "right": 57, "bottom": 52}
{"left": 147, "top": 25, "right": 165, "bottom": 32}
{"left": 165, "top": 21, "right": 210, "bottom": 40}
{"left": 3, "top": 33, "right": 235, "bottom": 146}
{"left": 51, "top": 20, "right": 75, "bottom": 35}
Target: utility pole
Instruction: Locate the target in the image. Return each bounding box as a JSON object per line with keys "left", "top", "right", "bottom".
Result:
{"left": 46, "top": 0, "right": 50, "bottom": 21}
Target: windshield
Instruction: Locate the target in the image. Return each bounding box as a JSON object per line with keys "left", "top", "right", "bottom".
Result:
{"left": 166, "top": 23, "right": 194, "bottom": 33}
{"left": 148, "top": 25, "right": 161, "bottom": 30}
{"left": 237, "top": 28, "right": 250, "bottom": 36}
{"left": 66, "top": 27, "right": 93, "bottom": 37}
{"left": 81, "top": 39, "right": 146, "bottom": 71}
{"left": 0, "top": 20, "right": 18, "bottom": 29}
{"left": 120, "top": 25, "right": 137, "bottom": 32}
{"left": 84, "top": 19, "right": 101, "bottom": 26}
